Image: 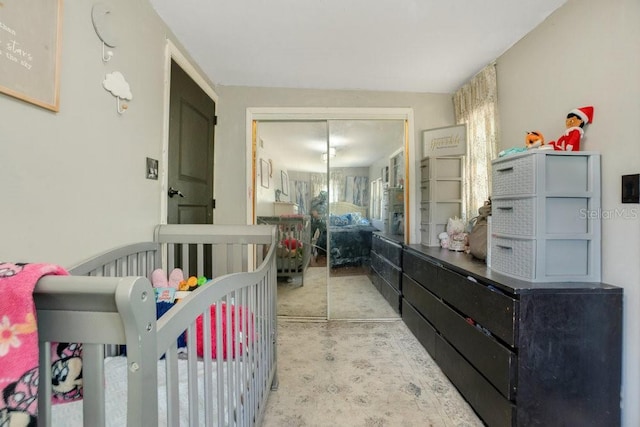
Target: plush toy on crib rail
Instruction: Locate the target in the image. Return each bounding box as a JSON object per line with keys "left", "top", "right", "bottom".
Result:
{"left": 547, "top": 106, "right": 594, "bottom": 152}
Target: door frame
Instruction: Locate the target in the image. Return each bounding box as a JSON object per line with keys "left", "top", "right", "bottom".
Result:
{"left": 245, "top": 107, "right": 417, "bottom": 244}
{"left": 160, "top": 39, "right": 219, "bottom": 224}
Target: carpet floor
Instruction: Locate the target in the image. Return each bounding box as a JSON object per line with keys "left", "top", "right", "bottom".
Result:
{"left": 262, "top": 320, "right": 483, "bottom": 427}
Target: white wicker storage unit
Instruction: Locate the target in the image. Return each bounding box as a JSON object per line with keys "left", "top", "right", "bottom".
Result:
{"left": 420, "top": 156, "right": 464, "bottom": 246}
{"left": 490, "top": 150, "right": 601, "bottom": 282}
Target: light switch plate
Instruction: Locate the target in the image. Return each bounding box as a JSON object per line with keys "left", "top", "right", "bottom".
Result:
{"left": 146, "top": 157, "right": 158, "bottom": 180}
{"left": 622, "top": 174, "right": 639, "bottom": 203}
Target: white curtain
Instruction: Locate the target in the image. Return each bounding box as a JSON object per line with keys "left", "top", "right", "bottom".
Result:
{"left": 310, "top": 173, "right": 326, "bottom": 198}
{"left": 329, "top": 170, "right": 344, "bottom": 203}
{"left": 453, "top": 64, "right": 499, "bottom": 220}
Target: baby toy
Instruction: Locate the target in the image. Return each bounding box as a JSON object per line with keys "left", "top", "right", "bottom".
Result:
{"left": 446, "top": 217, "right": 467, "bottom": 252}
{"left": 151, "top": 268, "right": 208, "bottom": 294}
{"left": 548, "top": 106, "right": 594, "bottom": 152}
{"left": 525, "top": 131, "right": 545, "bottom": 149}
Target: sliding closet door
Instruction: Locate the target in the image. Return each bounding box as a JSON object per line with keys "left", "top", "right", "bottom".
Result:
{"left": 326, "top": 120, "right": 403, "bottom": 320}
{"left": 254, "top": 121, "right": 328, "bottom": 320}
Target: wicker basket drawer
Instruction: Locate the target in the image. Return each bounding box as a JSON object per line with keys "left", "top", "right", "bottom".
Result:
{"left": 492, "top": 198, "right": 536, "bottom": 236}
{"left": 491, "top": 237, "right": 535, "bottom": 280}
{"left": 492, "top": 155, "right": 535, "bottom": 196}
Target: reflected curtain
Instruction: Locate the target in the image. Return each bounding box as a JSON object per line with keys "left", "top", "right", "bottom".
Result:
{"left": 292, "top": 180, "right": 311, "bottom": 214}
{"left": 345, "top": 176, "right": 368, "bottom": 206}
{"left": 329, "top": 170, "right": 344, "bottom": 203}
{"left": 453, "top": 63, "right": 499, "bottom": 220}
{"left": 310, "top": 173, "right": 326, "bottom": 199}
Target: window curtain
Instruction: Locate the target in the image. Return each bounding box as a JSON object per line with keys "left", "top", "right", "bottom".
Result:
{"left": 453, "top": 63, "right": 499, "bottom": 220}
{"left": 310, "top": 173, "right": 327, "bottom": 199}
{"left": 329, "top": 170, "right": 344, "bottom": 203}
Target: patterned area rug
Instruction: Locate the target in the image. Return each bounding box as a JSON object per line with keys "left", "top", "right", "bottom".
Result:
{"left": 263, "top": 321, "right": 483, "bottom": 427}
{"left": 277, "top": 267, "right": 327, "bottom": 318}
{"left": 277, "top": 268, "right": 401, "bottom": 320}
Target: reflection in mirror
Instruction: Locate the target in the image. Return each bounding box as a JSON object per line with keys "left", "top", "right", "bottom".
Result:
{"left": 327, "top": 120, "right": 404, "bottom": 320}
{"left": 253, "top": 119, "right": 408, "bottom": 321}
{"left": 255, "top": 121, "right": 328, "bottom": 319}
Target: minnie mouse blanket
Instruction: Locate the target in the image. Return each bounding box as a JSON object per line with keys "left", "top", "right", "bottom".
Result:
{"left": 0, "top": 262, "right": 82, "bottom": 425}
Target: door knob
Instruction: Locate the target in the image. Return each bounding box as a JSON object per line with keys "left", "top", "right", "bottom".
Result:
{"left": 168, "top": 187, "right": 185, "bottom": 198}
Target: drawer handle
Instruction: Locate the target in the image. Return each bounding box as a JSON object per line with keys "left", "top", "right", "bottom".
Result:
{"left": 497, "top": 206, "right": 513, "bottom": 211}
{"left": 496, "top": 166, "right": 514, "bottom": 172}
{"left": 496, "top": 244, "right": 513, "bottom": 250}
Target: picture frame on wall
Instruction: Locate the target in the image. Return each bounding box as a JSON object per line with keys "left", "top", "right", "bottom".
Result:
{"left": 422, "top": 124, "right": 467, "bottom": 158}
{"left": 260, "top": 158, "right": 270, "bottom": 188}
{"left": 281, "top": 171, "right": 289, "bottom": 196}
{"left": 0, "top": 0, "right": 64, "bottom": 112}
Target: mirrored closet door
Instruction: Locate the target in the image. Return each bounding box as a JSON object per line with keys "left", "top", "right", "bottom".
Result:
{"left": 253, "top": 119, "right": 407, "bottom": 320}
{"left": 326, "top": 120, "right": 404, "bottom": 320}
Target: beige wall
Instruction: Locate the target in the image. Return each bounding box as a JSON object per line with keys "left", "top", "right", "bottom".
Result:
{"left": 496, "top": 1, "right": 640, "bottom": 425}
{"left": 214, "top": 85, "right": 455, "bottom": 227}
{"left": 0, "top": 1, "right": 184, "bottom": 265}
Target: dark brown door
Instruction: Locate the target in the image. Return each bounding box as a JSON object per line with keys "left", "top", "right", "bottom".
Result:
{"left": 168, "top": 60, "right": 215, "bottom": 225}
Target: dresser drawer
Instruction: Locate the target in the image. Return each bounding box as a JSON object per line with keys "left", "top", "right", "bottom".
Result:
{"left": 421, "top": 201, "right": 462, "bottom": 224}
{"left": 403, "top": 250, "right": 442, "bottom": 295}
{"left": 491, "top": 236, "right": 535, "bottom": 280}
{"left": 402, "top": 299, "right": 437, "bottom": 357}
{"left": 492, "top": 154, "right": 535, "bottom": 196}
{"left": 436, "top": 336, "right": 516, "bottom": 427}
{"left": 372, "top": 235, "right": 402, "bottom": 266}
{"left": 437, "top": 267, "right": 518, "bottom": 347}
{"left": 371, "top": 251, "right": 402, "bottom": 291}
{"left": 404, "top": 274, "right": 517, "bottom": 398}
{"left": 420, "top": 183, "right": 430, "bottom": 201}
{"left": 492, "top": 198, "right": 536, "bottom": 236}
{"left": 369, "top": 271, "right": 401, "bottom": 314}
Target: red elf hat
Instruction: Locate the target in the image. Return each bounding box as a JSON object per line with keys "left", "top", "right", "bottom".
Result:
{"left": 569, "top": 106, "right": 594, "bottom": 124}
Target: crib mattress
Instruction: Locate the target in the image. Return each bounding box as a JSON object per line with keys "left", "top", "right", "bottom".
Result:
{"left": 52, "top": 356, "right": 237, "bottom": 426}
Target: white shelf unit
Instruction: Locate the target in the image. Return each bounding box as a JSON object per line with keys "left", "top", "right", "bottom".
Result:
{"left": 420, "top": 156, "right": 463, "bottom": 246}
{"left": 490, "top": 150, "right": 601, "bottom": 282}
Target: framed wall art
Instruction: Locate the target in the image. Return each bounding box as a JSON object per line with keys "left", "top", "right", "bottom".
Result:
{"left": 422, "top": 124, "right": 467, "bottom": 158}
{"left": 260, "top": 158, "right": 270, "bottom": 188}
{"left": 0, "top": 0, "right": 64, "bottom": 112}
{"left": 281, "top": 171, "right": 289, "bottom": 196}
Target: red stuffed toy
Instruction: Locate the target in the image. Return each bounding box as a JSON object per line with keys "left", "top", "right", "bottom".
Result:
{"left": 548, "top": 106, "right": 594, "bottom": 152}
{"left": 281, "top": 237, "right": 301, "bottom": 250}
{"left": 194, "top": 302, "right": 255, "bottom": 359}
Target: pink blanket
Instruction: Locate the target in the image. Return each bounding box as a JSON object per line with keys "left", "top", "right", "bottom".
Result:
{"left": 0, "top": 262, "right": 78, "bottom": 424}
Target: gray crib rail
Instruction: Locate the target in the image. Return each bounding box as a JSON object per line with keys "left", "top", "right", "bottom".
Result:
{"left": 33, "top": 224, "right": 277, "bottom": 427}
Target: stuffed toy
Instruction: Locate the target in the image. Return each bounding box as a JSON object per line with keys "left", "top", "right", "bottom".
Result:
{"left": 525, "top": 131, "right": 545, "bottom": 149}
{"left": 446, "top": 217, "right": 467, "bottom": 252}
{"left": 548, "top": 106, "right": 594, "bottom": 151}
{"left": 438, "top": 231, "right": 450, "bottom": 249}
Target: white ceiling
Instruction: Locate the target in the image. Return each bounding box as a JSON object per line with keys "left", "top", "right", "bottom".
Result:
{"left": 149, "top": 0, "right": 567, "bottom": 173}
{"left": 150, "top": 0, "right": 567, "bottom": 94}
{"left": 257, "top": 120, "right": 406, "bottom": 173}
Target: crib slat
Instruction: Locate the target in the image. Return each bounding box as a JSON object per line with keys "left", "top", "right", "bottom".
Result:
{"left": 165, "top": 344, "right": 180, "bottom": 427}
{"left": 186, "top": 324, "right": 199, "bottom": 425}
{"left": 83, "top": 343, "right": 106, "bottom": 427}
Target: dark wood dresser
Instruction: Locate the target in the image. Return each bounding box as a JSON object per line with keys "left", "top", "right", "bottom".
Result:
{"left": 402, "top": 244, "right": 622, "bottom": 427}
{"left": 369, "top": 232, "right": 403, "bottom": 313}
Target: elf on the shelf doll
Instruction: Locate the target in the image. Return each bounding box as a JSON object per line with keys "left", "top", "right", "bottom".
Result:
{"left": 548, "top": 106, "right": 594, "bottom": 151}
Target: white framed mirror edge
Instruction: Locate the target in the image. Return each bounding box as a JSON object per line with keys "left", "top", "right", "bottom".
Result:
{"left": 245, "top": 107, "right": 417, "bottom": 244}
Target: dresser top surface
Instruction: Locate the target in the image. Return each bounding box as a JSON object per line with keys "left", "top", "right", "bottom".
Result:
{"left": 491, "top": 149, "right": 601, "bottom": 164}
{"left": 405, "top": 244, "right": 621, "bottom": 294}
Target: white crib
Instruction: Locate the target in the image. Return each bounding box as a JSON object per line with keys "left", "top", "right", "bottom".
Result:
{"left": 33, "top": 224, "right": 278, "bottom": 426}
